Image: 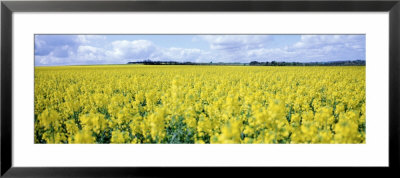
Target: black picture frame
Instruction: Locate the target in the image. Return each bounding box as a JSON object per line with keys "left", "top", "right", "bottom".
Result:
{"left": 1, "top": 0, "right": 399, "bottom": 177}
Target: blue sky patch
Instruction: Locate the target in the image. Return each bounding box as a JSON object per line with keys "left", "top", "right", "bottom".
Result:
{"left": 34, "top": 34, "right": 365, "bottom": 66}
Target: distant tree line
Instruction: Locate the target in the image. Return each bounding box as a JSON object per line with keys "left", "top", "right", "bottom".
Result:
{"left": 127, "top": 59, "right": 365, "bottom": 66}
{"left": 127, "top": 60, "right": 245, "bottom": 66}
{"left": 127, "top": 60, "right": 197, "bottom": 65}
{"left": 249, "top": 60, "right": 365, "bottom": 66}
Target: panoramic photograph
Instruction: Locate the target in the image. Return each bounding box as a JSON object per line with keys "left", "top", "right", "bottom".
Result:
{"left": 34, "top": 34, "right": 366, "bottom": 144}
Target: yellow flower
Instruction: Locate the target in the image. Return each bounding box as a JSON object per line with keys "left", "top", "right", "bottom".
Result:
{"left": 70, "top": 130, "right": 96, "bottom": 144}
{"left": 34, "top": 65, "right": 365, "bottom": 144}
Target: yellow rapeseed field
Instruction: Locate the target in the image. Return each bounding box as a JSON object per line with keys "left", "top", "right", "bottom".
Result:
{"left": 34, "top": 65, "right": 366, "bottom": 144}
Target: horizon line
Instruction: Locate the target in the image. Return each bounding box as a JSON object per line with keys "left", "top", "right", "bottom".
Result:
{"left": 35, "top": 59, "right": 366, "bottom": 67}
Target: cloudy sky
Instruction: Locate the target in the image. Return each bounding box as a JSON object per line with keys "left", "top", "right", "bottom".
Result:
{"left": 34, "top": 34, "right": 365, "bottom": 66}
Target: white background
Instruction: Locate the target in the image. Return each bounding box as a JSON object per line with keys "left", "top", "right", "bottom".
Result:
{"left": 13, "top": 12, "right": 388, "bottom": 167}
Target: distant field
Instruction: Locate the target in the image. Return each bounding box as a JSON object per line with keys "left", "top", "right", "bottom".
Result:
{"left": 34, "top": 65, "right": 366, "bottom": 144}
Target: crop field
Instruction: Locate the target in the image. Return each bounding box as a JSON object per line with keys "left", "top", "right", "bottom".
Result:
{"left": 34, "top": 65, "right": 366, "bottom": 144}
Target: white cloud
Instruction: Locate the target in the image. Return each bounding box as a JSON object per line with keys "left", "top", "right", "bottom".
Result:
{"left": 76, "top": 35, "right": 106, "bottom": 44}
{"left": 200, "top": 35, "right": 270, "bottom": 51}
{"left": 105, "top": 40, "right": 156, "bottom": 62}
{"left": 274, "top": 35, "right": 366, "bottom": 62}
{"left": 35, "top": 53, "right": 65, "bottom": 65}
{"left": 294, "top": 35, "right": 364, "bottom": 50}
{"left": 77, "top": 46, "right": 104, "bottom": 61}
{"left": 161, "top": 47, "right": 204, "bottom": 62}
{"left": 35, "top": 35, "right": 365, "bottom": 66}
{"left": 78, "top": 45, "right": 99, "bottom": 53}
